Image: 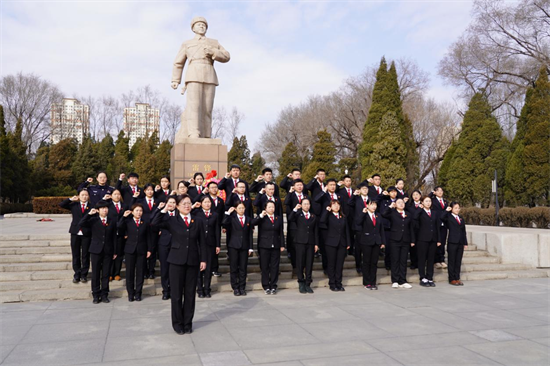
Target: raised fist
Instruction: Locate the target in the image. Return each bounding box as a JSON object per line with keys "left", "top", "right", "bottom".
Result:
{"left": 87, "top": 177, "right": 93, "bottom": 183}
{"left": 123, "top": 210, "right": 132, "bottom": 217}
{"left": 390, "top": 202, "right": 396, "bottom": 209}
{"left": 446, "top": 206, "right": 452, "bottom": 212}
{"left": 367, "top": 178, "right": 373, "bottom": 184}
{"left": 119, "top": 173, "right": 126, "bottom": 181}
{"left": 295, "top": 204, "right": 302, "bottom": 211}
{"left": 158, "top": 202, "right": 166, "bottom": 210}
{"left": 70, "top": 196, "right": 79, "bottom": 202}
{"left": 89, "top": 208, "right": 98, "bottom": 215}
{"left": 228, "top": 207, "right": 236, "bottom": 214}
{"left": 155, "top": 185, "right": 161, "bottom": 191}
{"left": 287, "top": 173, "right": 293, "bottom": 178}
{"left": 225, "top": 172, "right": 231, "bottom": 179}
{"left": 133, "top": 190, "right": 140, "bottom": 198}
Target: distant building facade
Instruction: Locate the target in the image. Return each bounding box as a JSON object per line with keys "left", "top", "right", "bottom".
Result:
{"left": 50, "top": 98, "right": 90, "bottom": 144}
{"left": 123, "top": 103, "right": 160, "bottom": 148}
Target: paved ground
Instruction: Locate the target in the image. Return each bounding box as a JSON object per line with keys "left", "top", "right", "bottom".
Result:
{"left": 0, "top": 216, "right": 71, "bottom": 236}
{"left": 1, "top": 278, "right": 548, "bottom": 365}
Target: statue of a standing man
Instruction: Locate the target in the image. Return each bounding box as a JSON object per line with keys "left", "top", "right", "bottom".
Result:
{"left": 171, "top": 17, "right": 230, "bottom": 139}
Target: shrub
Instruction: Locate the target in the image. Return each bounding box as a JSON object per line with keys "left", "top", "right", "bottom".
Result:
{"left": 529, "top": 207, "right": 550, "bottom": 229}
{"left": 499, "top": 207, "right": 532, "bottom": 227}
{"left": 0, "top": 203, "right": 33, "bottom": 215}
{"left": 33, "top": 197, "right": 68, "bottom": 214}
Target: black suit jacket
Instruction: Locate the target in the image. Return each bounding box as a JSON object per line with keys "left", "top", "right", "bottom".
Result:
{"left": 188, "top": 186, "right": 206, "bottom": 202}
{"left": 429, "top": 194, "right": 449, "bottom": 228}
{"left": 396, "top": 189, "right": 408, "bottom": 199}
{"left": 78, "top": 214, "right": 118, "bottom": 255}
{"left": 250, "top": 180, "right": 280, "bottom": 197}
{"left": 279, "top": 176, "right": 294, "bottom": 192}
{"left": 152, "top": 212, "right": 207, "bottom": 266}
{"left": 348, "top": 195, "right": 370, "bottom": 232}
{"left": 319, "top": 210, "right": 350, "bottom": 248}
{"left": 225, "top": 193, "right": 254, "bottom": 218}
{"left": 151, "top": 209, "right": 173, "bottom": 247}
{"left": 115, "top": 180, "right": 144, "bottom": 204}
{"left": 59, "top": 199, "right": 91, "bottom": 236}
{"left": 441, "top": 212, "right": 468, "bottom": 245}
{"left": 412, "top": 209, "right": 441, "bottom": 243}
{"left": 305, "top": 179, "right": 324, "bottom": 203}
{"left": 406, "top": 200, "right": 423, "bottom": 214}
{"left": 217, "top": 177, "right": 249, "bottom": 199}
{"left": 355, "top": 211, "right": 386, "bottom": 246}
{"left": 254, "top": 194, "right": 283, "bottom": 217}
{"left": 337, "top": 186, "right": 354, "bottom": 217}
{"left": 252, "top": 215, "right": 285, "bottom": 249}
{"left": 76, "top": 182, "right": 115, "bottom": 207}
{"left": 107, "top": 202, "right": 125, "bottom": 224}
{"left": 154, "top": 189, "right": 172, "bottom": 203}
{"left": 221, "top": 213, "right": 253, "bottom": 250}
{"left": 362, "top": 183, "right": 384, "bottom": 203}
{"left": 288, "top": 210, "right": 318, "bottom": 246}
{"left": 381, "top": 208, "right": 416, "bottom": 244}
{"left": 117, "top": 216, "right": 150, "bottom": 255}
{"left": 131, "top": 197, "right": 158, "bottom": 224}
{"left": 192, "top": 209, "right": 221, "bottom": 248}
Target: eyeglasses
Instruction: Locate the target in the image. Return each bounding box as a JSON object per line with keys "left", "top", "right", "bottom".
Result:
{"left": 180, "top": 202, "right": 192, "bottom": 206}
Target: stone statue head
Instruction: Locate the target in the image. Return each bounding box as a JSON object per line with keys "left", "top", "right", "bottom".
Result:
{"left": 191, "top": 16, "right": 208, "bottom": 36}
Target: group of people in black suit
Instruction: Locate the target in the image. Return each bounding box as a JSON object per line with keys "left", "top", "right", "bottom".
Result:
{"left": 60, "top": 166, "right": 468, "bottom": 335}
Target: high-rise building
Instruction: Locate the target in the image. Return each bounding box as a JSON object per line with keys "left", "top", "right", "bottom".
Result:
{"left": 123, "top": 103, "right": 160, "bottom": 148}
{"left": 50, "top": 98, "right": 90, "bottom": 144}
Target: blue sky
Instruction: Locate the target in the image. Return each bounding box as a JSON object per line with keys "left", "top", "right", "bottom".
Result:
{"left": 2, "top": 0, "right": 476, "bottom": 149}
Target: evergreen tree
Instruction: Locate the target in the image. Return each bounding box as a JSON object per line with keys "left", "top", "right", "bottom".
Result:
{"left": 302, "top": 129, "right": 336, "bottom": 181}
{"left": 153, "top": 140, "right": 172, "bottom": 182}
{"left": 519, "top": 66, "right": 549, "bottom": 206}
{"left": 277, "top": 141, "right": 304, "bottom": 178}
{"left": 96, "top": 134, "right": 115, "bottom": 180}
{"left": 250, "top": 152, "right": 266, "bottom": 177}
{"left": 49, "top": 138, "right": 78, "bottom": 188}
{"left": 133, "top": 137, "right": 156, "bottom": 184}
{"left": 72, "top": 136, "right": 100, "bottom": 184}
{"left": 227, "top": 135, "right": 252, "bottom": 181}
{"left": 439, "top": 93, "right": 509, "bottom": 207}
{"left": 30, "top": 142, "right": 52, "bottom": 197}
{"left": 5, "top": 118, "right": 31, "bottom": 202}
{"left": 358, "top": 58, "right": 418, "bottom": 187}
{"left": 111, "top": 130, "right": 130, "bottom": 177}
{"left": 0, "top": 106, "right": 14, "bottom": 200}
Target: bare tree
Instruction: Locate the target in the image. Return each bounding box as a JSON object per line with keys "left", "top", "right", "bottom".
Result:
{"left": 438, "top": 0, "right": 549, "bottom": 131}
{"left": 162, "top": 102, "right": 183, "bottom": 144}
{"left": 0, "top": 72, "right": 63, "bottom": 153}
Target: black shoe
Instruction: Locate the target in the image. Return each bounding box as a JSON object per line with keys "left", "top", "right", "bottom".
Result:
{"left": 162, "top": 294, "right": 170, "bottom": 300}
{"left": 80, "top": 277, "right": 87, "bottom": 283}
{"left": 240, "top": 289, "right": 247, "bottom": 296}
{"left": 339, "top": 286, "right": 345, "bottom": 291}
{"left": 102, "top": 296, "right": 110, "bottom": 303}
{"left": 135, "top": 295, "right": 142, "bottom": 301}
{"left": 93, "top": 297, "right": 100, "bottom": 304}
{"left": 420, "top": 280, "right": 430, "bottom": 287}
{"left": 299, "top": 282, "right": 307, "bottom": 294}
{"left": 205, "top": 293, "right": 211, "bottom": 298}
{"left": 429, "top": 281, "right": 436, "bottom": 287}
{"left": 305, "top": 285, "right": 314, "bottom": 294}
{"left": 149, "top": 274, "right": 155, "bottom": 279}
{"left": 183, "top": 326, "right": 193, "bottom": 334}
{"left": 198, "top": 293, "right": 205, "bottom": 298}
{"left": 73, "top": 278, "right": 80, "bottom": 284}
{"left": 174, "top": 328, "right": 184, "bottom": 335}
{"left": 330, "top": 287, "right": 338, "bottom": 292}
{"left": 234, "top": 290, "right": 241, "bottom": 296}
{"left": 356, "top": 269, "right": 362, "bottom": 275}
{"left": 372, "top": 285, "right": 378, "bottom": 290}
{"left": 212, "top": 272, "right": 221, "bottom": 277}
{"left": 410, "top": 266, "right": 417, "bottom": 270}
{"left": 270, "top": 289, "right": 276, "bottom": 295}
{"left": 128, "top": 295, "right": 135, "bottom": 302}
{"left": 385, "top": 267, "right": 391, "bottom": 271}
{"left": 314, "top": 252, "right": 321, "bottom": 258}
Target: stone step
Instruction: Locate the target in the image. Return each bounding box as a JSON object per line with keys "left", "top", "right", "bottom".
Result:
{"left": 0, "top": 262, "right": 72, "bottom": 272}
{"left": 0, "top": 247, "right": 72, "bottom": 255}
{"left": 0, "top": 254, "right": 72, "bottom": 264}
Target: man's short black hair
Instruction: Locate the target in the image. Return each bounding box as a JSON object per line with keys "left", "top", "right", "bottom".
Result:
{"left": 262, "top": 168, "right": 272, "bottom": 174}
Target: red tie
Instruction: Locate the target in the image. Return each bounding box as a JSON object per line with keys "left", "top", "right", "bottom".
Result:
{"left": 132, "top": 186, "right": 136, "bottom": 194}
{"left": 81, "top": 204, "right": 85, "bottom": 213}
{"left": 198, "top": 187, "right": 201, "bottom": 195}
{"left": 170, "top": 212, "right": 174, "bottom": 216}
{"left": 372, "top": 214, "right": 376, "bottom": 226}
{"left": 135, "top": 219, "right": 139, "bottom": 227}
{"left": 239, "top": 195, "right": 244, "bottom": 202}
{"left": 335, "top": 214, "right": 339, "bottom": 219}
{"left": 348, "top": 189, "right": 351, "bottom": 198}
{"left": 298, "top": 194, "right": 302, "bottom": 203}
{"left": 184, "top": 217, "right": 189, "bottom": 227}
{"left": 305, "top": 213, "right": 309, "bottom": 220}
{"left": 234, "top": 179, "right": 238, "bottom": 188}
{"left": 102, "top": 218, "right": 106, "bottom": 226}
{"left": 377, "top": 187, "right": 381, "bottom": 194}
{"left": 363, "top": 199, "right": 367, "bottom": 207}
{"left": 331, "top": 193, "right": 335, "bottom": 200}
{"left": 205, "top": 211, "right": 209, "bottom": 218}
{"left": 415, "top": 203, "right": 419, "bottom": 208}
{"left": 239, "top": 216, "right": 244, "bottom": 227}
{"left": 427, "top": 211, "right": 431, "bottom": 217}
{"left": 148, "top": 200, "right": 152, "bottom": 210}
{"left": 115, "top": 204, "right": 120, "bottom": 213}
{"left": 270, "top": 216, "right": 274, "bottom": 223}
{"left": 455, "top": 216, "right": 461, "bottom": 225}
{"left": 165, "top": 190, "right": 169, "bottom": 195}
{"left": 440, "top": 199, "right": 444, "bottom": 209}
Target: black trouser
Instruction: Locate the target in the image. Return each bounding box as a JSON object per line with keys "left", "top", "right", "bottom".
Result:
{"left": 90, "top": 251, "right": 112, "bottom": 298}
{"left": 354, "top": 231, "right": 363, "bottom": 269}
{"left": 362, "top": 244, "right": 380, "bottom": 286}
{"left": 447, "top": 243, "right": 464, "bottom": 282}
{"left": 295, "top": 243, "right": 314, "bottom": 285}
{"left": 259, "top": 247, "right": 281, "bottom": 290}
{"left": 417, "top": 240, "right": 437, "bottom": 281}
{"left": 125, "top": 252, "right": 145, "bottom": 297}
{"left": 286, "top": 229, "right": 297, "bottom": 268}
{"left": 228, "top": 247, "right": 249, "bottom": 290}
{"left": 409, "top": 244, "right": 418, "bottom": 268}
{"left": 197, "top": 245, "right": 216, "bottom": 295}
{"left": 70, "top": 234, "right": 91, "bottom": 279}
{"left": 158, "top": 244, "right": 171, "bottom": 295}
{"left": 211, "top": 249, "right": 219, "bottom": 273}
{"left": 383, "top": 227, "right": 392, "bottom": 268}
{"left": 325, "top": 244, "right": 346, "bottom": 289}
{"left": 169, "top": 262, "right": 199, "bottom": 331}
{"left": 319, "top": 229, "right": 328, "bottom": 271}
{"left": 145, "top": 231, "right": 158, "bottom": 277}
{"left": 110, "top": 236, "right": 125, "bottom": 278}
{"left": 390, "top": 241, "right": 409, "bottom": 285}
{"left": 436, "top": 226, "right": 448, "bottom": 263}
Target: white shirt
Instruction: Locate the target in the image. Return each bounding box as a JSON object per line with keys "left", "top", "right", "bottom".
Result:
{"left": 180, "top": 213, "right": 191, "bottom": 222}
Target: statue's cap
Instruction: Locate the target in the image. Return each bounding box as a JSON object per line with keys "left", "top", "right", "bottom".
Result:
{"left": 191, "top": 16, "right": 208, "bottom": 30}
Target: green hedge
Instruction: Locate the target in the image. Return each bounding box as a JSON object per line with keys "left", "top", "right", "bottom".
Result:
{"left": 461, "top": 207, "right": 550, "bottom": 228}
{"left": 32, "top": 197, "right": 68, "bottom": 214}
{"left": 0, "top": 203, "right": 33, "bottom": 215}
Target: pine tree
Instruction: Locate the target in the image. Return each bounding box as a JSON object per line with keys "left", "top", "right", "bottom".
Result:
{"left": 519, "top": 66, "right": 549, "bottom": 206}
{"left": 250, "top": 152, "right": 266, "bottom": 177}
{"left": 111, "top": 130, "right": 130, "bottom": 177}
{"left": 133, "top": 137, "right": 156, "bottom": 184}
{"left": 30, "top": 142, "right": 52, "bottom": 197}
{"left": 277, "top": 142, "right": 304, "bottom": 178}
{"left": 439, "top": 93, "right": 509, "bottom": 207}
{"left": 302, "top": 129, "right": 336, "bottom": 181}
{"left": 72, "top": 136, "right": 100, "bottom": 184}
{"left": 227, "top": 135, "right": 252, "bottom": 181}
{"left": 5, "top": 118, "right": 31, "bottom": 202}
{"left": 153, "top": 140, "right": 172, "bottom": 182}
{"left": 49, "top": 138, "right": 78, "bottom": 188}
{"left": 96, "top": 134, "right": 115, "bottom": 180}
{"left": 358, "top": 58, "right": 418, "bottom": 187}
{"left": 0, "top": 106, "right": 15, "bottom": 201}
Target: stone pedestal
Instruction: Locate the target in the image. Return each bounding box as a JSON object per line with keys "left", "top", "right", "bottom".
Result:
{"left": 170, "top": 138, "right": 228, "bottom": 185}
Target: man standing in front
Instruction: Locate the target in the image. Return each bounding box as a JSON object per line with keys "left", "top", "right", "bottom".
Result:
{"left": 171, "top": 17, "right": 230, "bottom": 138}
